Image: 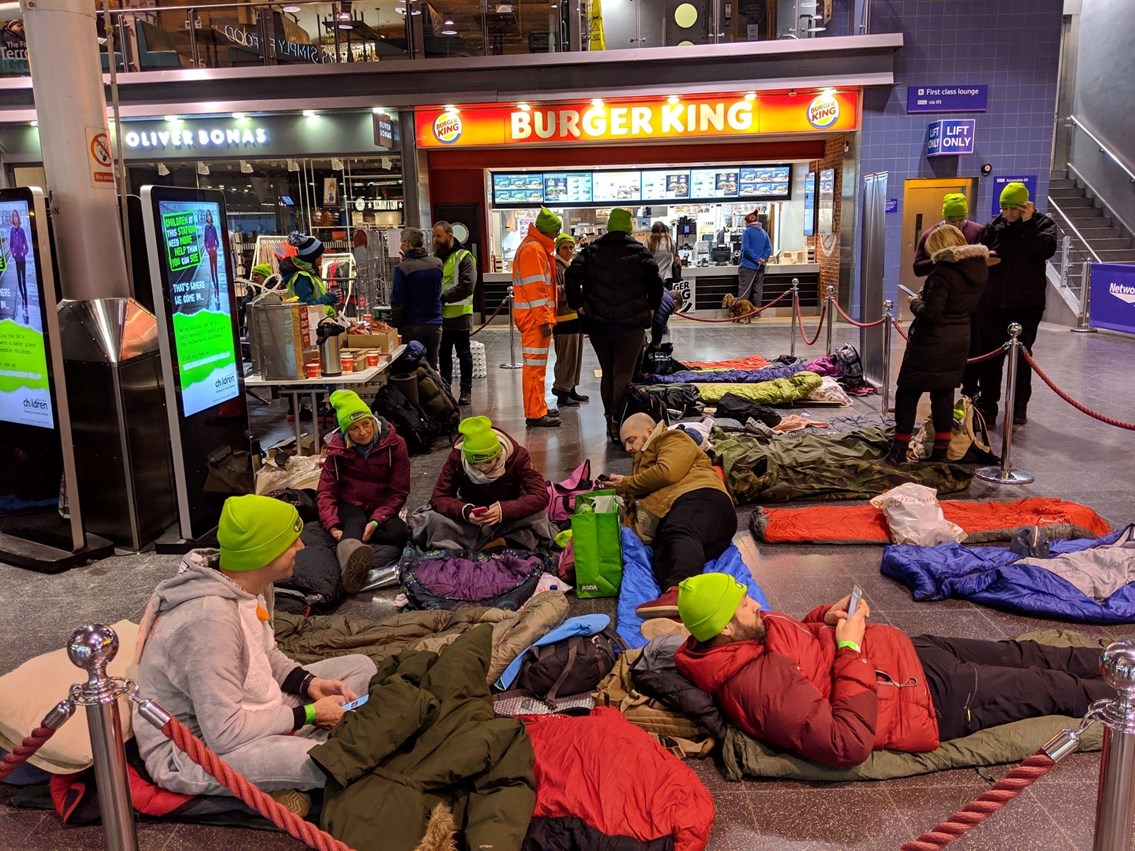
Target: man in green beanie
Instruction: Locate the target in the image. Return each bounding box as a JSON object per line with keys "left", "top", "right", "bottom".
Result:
{"left": 566, "top": 208, "right": 663, "bottom": 444}
{"left": 513, "top": 208, "right": 563, "bottom": 427}
{"left": 133, "top": 494, "right": 377, "bottom": 806}
{"left": 317, "top": 389, "right": 411, "bottom": 593}
{"left": 912, "top": 192, "right": 982, "bottom": 277}
{"left": 551, "top": 232, "right": 589, "bottom": 408}
{"left": 409, "top": 415, "right": 554, "bottom": 550}
{"left": 674, "top": 573, "right": 1113, "bottom": 767}
{"left": 973, "top": 182, "right": 1057, "bottom": 426}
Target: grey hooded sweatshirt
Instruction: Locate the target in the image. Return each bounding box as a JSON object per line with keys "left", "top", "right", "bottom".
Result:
{"left": 133, "top": 550, "right": 306, "bottom": 787}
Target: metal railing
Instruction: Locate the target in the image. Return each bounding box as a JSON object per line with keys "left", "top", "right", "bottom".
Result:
{"left": 1070, "top": 116, "right": 1135, "bottom": 186}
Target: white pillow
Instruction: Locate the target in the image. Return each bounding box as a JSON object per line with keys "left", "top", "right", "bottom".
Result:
{"left": 0, "top": 621, "right": 138, "bottom": 774}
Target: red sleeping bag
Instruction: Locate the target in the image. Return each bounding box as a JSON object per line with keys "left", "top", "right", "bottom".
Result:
{"left": 522, "top": 707, "right": 714, "bottom": 851}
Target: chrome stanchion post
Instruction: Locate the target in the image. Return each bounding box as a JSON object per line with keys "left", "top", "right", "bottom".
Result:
{"left": 499, "top": 287, "right": 522, "bottom": 370}
{"left": 789, "top": 278, "right": 799, "bottom": 358}
{"left": 67, "top": 624, "right": 137, "bottom": 851}
{"left": 977, "top": 323, "right": 1035, "bottom": 485}
{"left": 1073, "top": 259, "right": 1098, "bottom": 334}
{"left": 824, "top": 284, "right": 835, "bottom": 356}
{"left": 881, "top": 298, "right": 893, "bottom": 415}
{"left": 1092, "top": 641, "right": 1135, "bottom": 851}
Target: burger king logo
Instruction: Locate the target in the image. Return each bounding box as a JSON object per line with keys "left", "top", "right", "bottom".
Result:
{"left": 433, "top": 112, "right": 463, "bottom": 144}
{"left": 807, "top": 94, "right": 840, "bottom": 129}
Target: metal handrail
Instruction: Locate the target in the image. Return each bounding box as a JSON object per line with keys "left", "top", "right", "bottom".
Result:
{"left": 1069, "top": 115, "right": 1135, "bottom": 185}
{"left": 1047, "top": 197, "right": 1103, "bottom": 264}
{"left": 1066, "top": 162, "right": 1135, "bottom": 244}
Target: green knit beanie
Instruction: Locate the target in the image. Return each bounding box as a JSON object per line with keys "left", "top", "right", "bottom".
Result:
{"left": 251, "top": 263, "right": 274, "bottom": 278}
{"left": 607, "top": 208, "right": 633, "bottom": 234}
{"left": 218, "top": 495, "right": 303, "bottom": 572}
{"left": 459, "top": 415, "right": 502, "bottom": 463}
{"left": 941, "top": 193, "right": 968, "bottom": 220}
{"left": 536, "top": 207, "right": 562, "bottom": 236}
{"left": 555, "top": 232, "right": 576, "bottom": 249}
{"left": 678, "top": 573, "right": 747, "bottom": 642}
{"left": 999, "top": 182, "right": 1030, "bottom": 209}
{"left": 329, "top": 390, "right": 372, "bottom": 434}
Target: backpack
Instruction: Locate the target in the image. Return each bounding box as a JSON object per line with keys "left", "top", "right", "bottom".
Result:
{"left": 546, "top": 460, "right": 594, "bottom": 523}
{"left": 515, "top": 628, "right": 626, "bottom": 701}
{"left": 909, "top": 396, "right": 999, "bottom": 465}
{"left": 714, "top": 393, "right": 782, "bottom": 427}
{"left": 617, "top": 385, "right": 669, "bottom": 429}
{"left": 372, "top": 384, "right": 433, "bottom": 455}
{"left": 834, "top": 344, "right": 866, "bottom": 389}
{"left": 413, "top": 365, "right": 460, "bottom": 437}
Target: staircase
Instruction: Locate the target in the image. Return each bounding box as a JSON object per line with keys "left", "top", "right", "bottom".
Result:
{"left": 1048, "top": 169, "right": 1135, "bottom": 263}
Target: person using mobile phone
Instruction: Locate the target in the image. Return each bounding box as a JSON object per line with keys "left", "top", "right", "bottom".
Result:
{"left": 410, "top": 415, "right": 556, "bottom": 551}
{"left": 887, "top": 224, "right": 991, "bottom": 464}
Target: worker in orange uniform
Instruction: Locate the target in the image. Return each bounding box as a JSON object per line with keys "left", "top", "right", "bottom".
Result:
{"left": 512, "top": 207, "right": 563, "bottom": 428}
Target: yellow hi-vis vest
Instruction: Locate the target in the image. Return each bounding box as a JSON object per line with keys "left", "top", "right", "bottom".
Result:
{"left": 441, "top": 248, "right": 474, "bottom": 319}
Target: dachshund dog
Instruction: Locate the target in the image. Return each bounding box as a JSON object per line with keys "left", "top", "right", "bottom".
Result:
{"left": 722, "top": 293, "right": 757, "bottom": 324}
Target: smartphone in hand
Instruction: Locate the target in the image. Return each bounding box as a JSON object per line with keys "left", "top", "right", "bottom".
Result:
{"left": 471, "top": 506, "right": 489, "bottom": 517}
{"left": 897, "top": 284, "right": 919, "bottom": 299}
{"left": 848, "top": 585, "right": 864, "bottom": 618}
{"left": 341, "top": 695, "right": 369, "bottom": 711}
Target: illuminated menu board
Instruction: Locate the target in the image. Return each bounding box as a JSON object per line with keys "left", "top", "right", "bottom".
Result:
{"left": 543, "top": 172, "right": 593, "bottom": 204}
{"left": 690, "top": 168, "right": 739, "bottom": 199}
{"left": 739, "top": 165, "right": 791, "bottom": 199}
{"left": 592, "top": 171, "right": 642, "bottom": 203}
{"left": 492, "top": 173, "right": 544, "bottom": 205}
{"left": 641, "top": 170, "right": 692, "bottom": 201}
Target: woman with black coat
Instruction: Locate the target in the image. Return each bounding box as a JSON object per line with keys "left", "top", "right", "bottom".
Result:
{"left": 888, "top": 225, "right": 992, "bottom": 463}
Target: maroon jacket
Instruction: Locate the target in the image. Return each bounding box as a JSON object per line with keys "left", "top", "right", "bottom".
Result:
{"left": 675, "top": 604, "right": 939, "bottom": 767}
{"left": 430, "top": 429, "right": 550, "bottom": 523}
{"left": 912, "top": 219, "right": 982, "bottom": 277}
{"left": 317, "top": 416, "right": 411, "bottom": 530}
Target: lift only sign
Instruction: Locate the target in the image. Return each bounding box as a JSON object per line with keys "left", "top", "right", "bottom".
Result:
{"left": 926, "top": 119, "right": 975, "bottom": 157}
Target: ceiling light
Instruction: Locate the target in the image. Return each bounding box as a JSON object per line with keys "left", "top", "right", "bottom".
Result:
{"left": 822, "top": 87, "right": 836, "bottom": 95}
{"left": 444, "top": 18, "right": 454, "bottom": 24}
{"left": 232, "top": 111, "right": 246, "bottom": 119}
{"left": 303, "top": 109, "right": 317, "bottom": 118}
{"left": 517, "top": 102, "right": 531, "bottom": 111}
{"left": 336, "top": 10, "right": 352, "bottom": 19}
{"left": 443, "top": 105, "right": 459, "bottom": 114}
{"left": 667, "top": 95, "right": 679, "bottom": 105}
{"left": 591, "top": 98, "right": 603, "bottom": 107}
{"left": 29, "top": 120, "right": 37, "bottom": 127}
{"left": 788, "top": 89, "right": 797, "bottom": 97}
{"left": 410, "top": 7, "right": 421, "bottom": 14}
{"left": 338, "top": 22, "right": 353, "bottom": 28}
{"left": 744, "top": 91, "right": 756, "bottom": 101}
{"left": 282, "top": 4, "right": 301, "bottom": 11}
{"left": 441, "top": 28, "right": 456, "bottom": 34}
{"left": 394, "top": 5, "right": 406, "bottom": 12}
{"left": 164, "top": 114, "right": 180, "bottom": 122}
{"left": 372, "top": 107, "right": 385, "bottom": 114}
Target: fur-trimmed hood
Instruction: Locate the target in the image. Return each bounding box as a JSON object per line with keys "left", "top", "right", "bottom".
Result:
{"left": 931, "top": 243, "right": 989, "bottom": 264}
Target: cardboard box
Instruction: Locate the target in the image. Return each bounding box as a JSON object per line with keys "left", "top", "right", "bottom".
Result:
{"left": 346, "top": 330, "right": 397, "bottom": 353}
{"left": 339, "top": 348, "right": 369, "bottom": 371}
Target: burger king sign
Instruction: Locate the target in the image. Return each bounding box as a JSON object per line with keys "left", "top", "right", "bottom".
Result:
{"left": 433, "top": 112, "right": 463, "bottom": 144}
{"left": 807, "top": 94, "right": 840, "bottom": 129}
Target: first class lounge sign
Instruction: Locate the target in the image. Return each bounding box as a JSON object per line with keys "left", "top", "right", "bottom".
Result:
{"left": 416, "top": 91, "right": 859, "bottom": 148}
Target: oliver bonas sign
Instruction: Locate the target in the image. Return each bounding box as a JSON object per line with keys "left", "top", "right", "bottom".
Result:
{"left": 1090, "top": 263, "right": 1135, "bottom": 335}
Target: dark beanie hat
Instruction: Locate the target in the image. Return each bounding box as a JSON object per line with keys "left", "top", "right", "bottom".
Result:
{"left": 287, "top": 231, "right": 324, "bottom": 261}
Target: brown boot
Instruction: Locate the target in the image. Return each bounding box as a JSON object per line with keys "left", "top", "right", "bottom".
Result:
{"left": 337, "top": 538, "right": 375, "bottom": 595}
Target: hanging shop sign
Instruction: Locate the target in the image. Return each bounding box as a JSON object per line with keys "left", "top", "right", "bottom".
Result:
{"left": 1089, "top": 264, "right": 1135, "bottom": 335}
{"left": 925, "top": 119, "right": 975, "bottom": 157}
{"left": 906, "top": 84, "right": 988, "bottom": 114}
{"left": 415, "top": 91, "right": 859, "bottom": 149}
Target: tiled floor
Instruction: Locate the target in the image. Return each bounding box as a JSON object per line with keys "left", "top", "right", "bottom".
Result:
{"left": 0, "top": 316, "right": 1132, "bottom": 849}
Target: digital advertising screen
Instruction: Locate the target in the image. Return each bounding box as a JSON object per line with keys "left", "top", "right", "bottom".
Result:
{"left": 739, "top": 165, "right": 792, "bottom": 199}
{"left": 492, "top": 172, "right": 544, "bottom": 206}
{"left": 641, "top": 170, "right": 692, "bottom": 201}
{"left": 690, "top": 168, "right": 739, "bottom": 200}
{"left": 803, "top": 172, "right": 816, "bottom": 237}
{"left": 0, "top": 195, "right": 52, "bottom": 430}
{"left": 543, "top": 172, "right": 592, "bottom": 204}
{"left": 592, "top": 171, "right": 642, "bottom": 203}
{"left": 155, "top": 198, "right": 241, "bottom": 418}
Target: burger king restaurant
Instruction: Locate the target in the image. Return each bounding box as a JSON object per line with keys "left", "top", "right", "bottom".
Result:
{"left": 415, "top": 89, "right": 858, "bottom": 318}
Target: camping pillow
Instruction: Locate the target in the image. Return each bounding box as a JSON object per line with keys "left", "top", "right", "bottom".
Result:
{"left": 0, "top": 620, "right": 139, "bottom": 774}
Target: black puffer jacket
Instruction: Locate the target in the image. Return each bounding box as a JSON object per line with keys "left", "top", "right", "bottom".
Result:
{"left": 897, "top": 243, "right": 989, "bottom": 391}
{"left": 978, "top": 212, "right": 1057, "bottom": 309}
{"left": 565, "top": 232, "right": 663, "bottom": 334}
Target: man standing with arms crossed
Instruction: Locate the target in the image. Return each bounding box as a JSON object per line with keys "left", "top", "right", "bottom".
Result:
{"left": 433, "top": 221, "right": 477, "bottom": 406}
{"left": 512, "top": 207, "right": 562, "bottom": 428}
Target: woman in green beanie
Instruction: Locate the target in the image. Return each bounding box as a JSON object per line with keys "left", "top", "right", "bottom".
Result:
{"left": 409, "top": 415, "right": 555, "bottom": 551}
{"left": 133, "top": 494, "right": 377, "bottom": 806}
{"left": 317, "top": 389, "right": 412, "bottom": 593}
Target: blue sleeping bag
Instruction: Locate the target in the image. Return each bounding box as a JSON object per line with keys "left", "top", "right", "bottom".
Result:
{"left": 617, "top": 527, "right": 769, "bottom": 648}
{"left": 647, "top": 362, "right": 805, "bottom": 385}
{"left": 881, "top": 526, "right": 1135, "bottom": 623}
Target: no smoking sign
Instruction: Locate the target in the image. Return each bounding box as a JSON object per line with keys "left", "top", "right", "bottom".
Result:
{"left": 87, "top": 127, "right": 115, "bottom": 188}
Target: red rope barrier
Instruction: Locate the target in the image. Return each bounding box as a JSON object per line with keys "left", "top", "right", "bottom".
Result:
{"left": 675, "top": 289, "right": 789, "bottom": 323}
{"left": 469, "top": 298, "right": 509, "bottom": 337}
{"left": 0, "top": 726, "right": 57, "bottom": 784}
{"left": 901, "top": 751, "right": 1056, "bottom": 850}
{"left": 1023, "top": 349, "right": 1135, "bottom": 430}
{"left": 891, "top": 316, "right": 909, "bottom": 341}
{"left": 966, "top": 345, "right": 1007, "bottom": 365}
{"left": 161, "top": 716, "right": 353, "bottom": 851}
{"left": 834, "top": 301, "right": 887, "bottom": 328}
{"left": 793, "top": 296, "right": 827, "bottom": 346}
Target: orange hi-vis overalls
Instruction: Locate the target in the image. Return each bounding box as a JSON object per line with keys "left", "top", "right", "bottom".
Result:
{"left": 512, "top": 225, "right": 557, "bottom": 419}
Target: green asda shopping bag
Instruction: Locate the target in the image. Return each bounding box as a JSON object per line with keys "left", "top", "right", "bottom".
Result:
{"left": 571, "top": 489, "right": 623, "bottom": 598}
